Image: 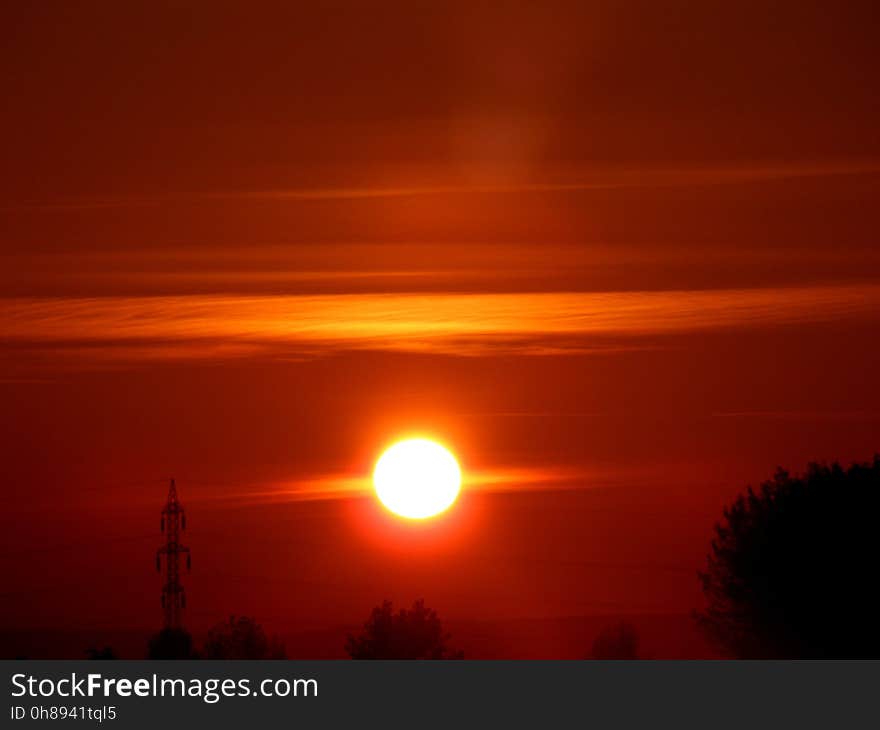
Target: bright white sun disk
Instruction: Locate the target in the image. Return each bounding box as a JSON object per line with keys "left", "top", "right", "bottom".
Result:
{"left": 373, "top": 438, "right": 462, "bottom": 519}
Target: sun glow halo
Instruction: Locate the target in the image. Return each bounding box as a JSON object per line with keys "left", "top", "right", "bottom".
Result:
{"left": 372, "top": 438, "right": 462, "bottom": 519}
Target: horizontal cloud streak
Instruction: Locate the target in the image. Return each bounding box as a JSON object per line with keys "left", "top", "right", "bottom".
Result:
{"left": 1, "top": 285, "right": 878, "bottom": 363}
{"left": 190, "top": 465, "right": 614, "bottom": 507}
{"left": 4, "top": 160, "right": 878, "bottom": 211}
{"left": 215, "top": 161, "right": 880, "bottom": 202}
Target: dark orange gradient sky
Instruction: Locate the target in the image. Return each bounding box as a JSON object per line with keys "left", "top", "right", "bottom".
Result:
{"left": 1, "top": 2, "right": 878, "bottom": 657}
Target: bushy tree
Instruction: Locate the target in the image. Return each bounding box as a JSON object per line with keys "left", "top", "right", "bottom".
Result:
{"left": 590, "top": 622, "right": 640, "bottom": 660}
{"left": 346, "top": 599, "right": 462, "bottom": 659}
{"left": 147, "top": 628, "right": 196, "bottom": 659}
{"left": 202, "top": 616, "right": 286, "bottom": 659}
{"left": 697, "top": 457, "right": 880, "bottom": 658}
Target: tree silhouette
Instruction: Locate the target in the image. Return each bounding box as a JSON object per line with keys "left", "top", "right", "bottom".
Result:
{"left": 147, "top": 628, "right": 197, "bottom": 659}
{"left": 346, "top": 599, "right": 463, "bottom": 659}
{"left": 697, "top": 457, "right": 880, "bottom": 658}
{"left": 202, "top": 616, "right": 286, "bottom": 659}
{"left": 590, "top": 622, "right": 640, "bottom": 659}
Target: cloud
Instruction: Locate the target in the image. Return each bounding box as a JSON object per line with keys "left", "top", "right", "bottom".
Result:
{"left": 711, "top": 410, "right": 880, "bottom": 421}
{"left": 189, "top": 464, "right": 609, "bottom": 507}
{"left": 1, "top": 285, "right": 878, "bottom": 366}
{"left": 210, "top": 160, "right": 880, "bottom": 201}
{"left": 4, "top": 160, "right": 878, "bottom": 211}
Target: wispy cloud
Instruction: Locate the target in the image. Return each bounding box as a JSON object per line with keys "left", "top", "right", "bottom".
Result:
{"left": 3, "top": 160, "right": 878, "bottom": 211}
{"left": 1, "top": 285, "right": 878, "bottom": 365}
{"left": 215, "top": 160, "right": 880, "bottom": 202}
{"left": 711, "top": 410, "right": 880, "bottom": 421}
{"left": 189, "top": 465, "right": 609, "bottom": 507}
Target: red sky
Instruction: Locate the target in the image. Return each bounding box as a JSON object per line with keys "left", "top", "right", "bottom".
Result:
{"left": 1, "top": 2, "right": 878, "bottom": 657}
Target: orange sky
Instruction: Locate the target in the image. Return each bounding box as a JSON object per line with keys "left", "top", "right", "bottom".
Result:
{"left": 1, "top": 1, "right": 878, "bottom": 657}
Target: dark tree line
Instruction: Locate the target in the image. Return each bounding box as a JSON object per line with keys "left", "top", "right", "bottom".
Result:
{"left": 203, "top": 615, "right": 286, "bottom": 659}
{"left": 142, "top": 600, "right": 461, "bottom": 660}
{"left": 346, "top": 599, "right": 462, "bottom": 659}
{"left": 146, "top": 616, "right": 286, "bottom": 659}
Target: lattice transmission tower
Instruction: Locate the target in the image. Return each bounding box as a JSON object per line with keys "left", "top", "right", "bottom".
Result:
{"left": 156, "top": 479, "right": 191, "bottom": 629}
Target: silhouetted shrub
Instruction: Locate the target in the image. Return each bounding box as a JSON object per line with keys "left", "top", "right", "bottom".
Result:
{"left": 202, "top": 616, "right": 286, "bottom": 659}
{"left": 697, "top": 457, "right": 880, "bottom": 658}
{"left": 590, "top": 622, "right": 640, "bottom": 659}
{"left": 147, "top": 628, "right": 197, "bottom": 659}
{"left": 346, "top": 599, "right": 463, "bottom": 659}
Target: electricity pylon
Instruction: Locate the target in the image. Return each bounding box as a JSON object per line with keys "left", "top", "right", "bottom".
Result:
{"left": 156, "top": 479, "right": 191, "bottom": 629}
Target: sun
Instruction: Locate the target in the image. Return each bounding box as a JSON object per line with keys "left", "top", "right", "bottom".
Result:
{"left": 373, "top": 438, "right": 462, "bottom": 519}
